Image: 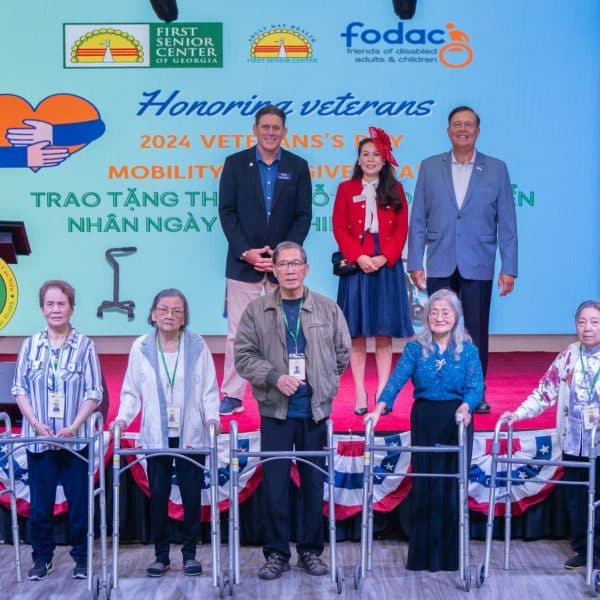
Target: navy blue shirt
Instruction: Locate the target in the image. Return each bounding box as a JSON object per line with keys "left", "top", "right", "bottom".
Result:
{"left": 282, "top": 298, "right": 312, "bottom": 418}
{"left": 256, "top": 147, "right": 281, "bottom": 219}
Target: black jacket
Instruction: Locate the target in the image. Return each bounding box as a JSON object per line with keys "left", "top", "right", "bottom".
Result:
{"left": 218, "top": 146, "right": 312, "bottom": 282}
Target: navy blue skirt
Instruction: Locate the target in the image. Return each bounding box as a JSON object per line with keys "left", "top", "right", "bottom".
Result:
{"left": 336, "top": 234, "right": 414, "bottom": 338}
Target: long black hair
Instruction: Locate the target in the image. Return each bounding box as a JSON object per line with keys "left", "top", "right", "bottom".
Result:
{"left": 351, "top": 138, "right": 402, "bottom": 213}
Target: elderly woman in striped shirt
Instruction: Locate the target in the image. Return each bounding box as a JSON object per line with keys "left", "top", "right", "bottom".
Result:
{"left": 12, "top": 279, "right": 103, "bottom": 582}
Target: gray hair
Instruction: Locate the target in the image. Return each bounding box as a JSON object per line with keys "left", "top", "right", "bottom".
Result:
{"left": 575, "top": 300, "right": 600, "bottom": 322}
{"left": 272, "top": 241, "right": 307, "bottom": 265}
{"left": 416, "top": 288, "right": 471, "bottom": 359}
{"left": 147, "top": 288, "right": 189, "bottom": 328}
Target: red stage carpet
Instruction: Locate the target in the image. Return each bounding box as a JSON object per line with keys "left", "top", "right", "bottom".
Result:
{"left": 94, "top": 351, "right": 557, "bottom": 434}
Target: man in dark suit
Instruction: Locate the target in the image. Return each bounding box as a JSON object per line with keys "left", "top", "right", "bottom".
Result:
{"left": 218, "top": 105, "right": 312, "bottom": 415}
{"left": 407, "top": 106, "right": 518, "bottom": 413}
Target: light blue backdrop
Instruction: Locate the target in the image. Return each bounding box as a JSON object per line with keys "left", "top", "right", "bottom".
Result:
{"left": 1, "top": 0, "right": 598, "bottom": 336}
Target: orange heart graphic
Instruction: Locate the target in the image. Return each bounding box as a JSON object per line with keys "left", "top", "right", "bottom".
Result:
{"left": 0, "top": 93, "right": 101, "bottom": 156}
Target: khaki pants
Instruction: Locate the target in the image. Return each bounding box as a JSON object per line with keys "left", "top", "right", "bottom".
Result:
{"left": 221, "top": 277, "right": 278, "bottom": 400}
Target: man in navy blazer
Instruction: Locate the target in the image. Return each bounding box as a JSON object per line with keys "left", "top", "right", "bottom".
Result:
{"left": 407, "top": 106, "right": 518, "bottom": 413}
{"left": 218, "top": 105, "right": 312, "bottom": 415}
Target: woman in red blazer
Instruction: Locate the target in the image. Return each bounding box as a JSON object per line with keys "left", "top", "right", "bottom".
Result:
{"left": 332, "top": 128, "right": 414, "bottom": 414}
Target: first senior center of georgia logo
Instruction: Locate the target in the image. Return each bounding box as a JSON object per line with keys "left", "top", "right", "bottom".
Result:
{"left": 0, "top": 258, "right": 18, "bottom": 330}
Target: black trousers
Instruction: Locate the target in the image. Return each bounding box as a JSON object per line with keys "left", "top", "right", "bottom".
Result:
{"left": 27, "top": 447, "right": 89, "bottom": 564}
{"left": 562, "top": 452, "right": 600, "bottom": 557}
{"left": 260, "top": 416, "right": 327, "bottom": 560}
{"left": 146, "top": 437, "right": 205, "bottom": 563}
{"left": 427, "top": 270, "right": 492, "bottom": 378}
{"left": 407, "top": 399, "right": 474, "bottom": 571}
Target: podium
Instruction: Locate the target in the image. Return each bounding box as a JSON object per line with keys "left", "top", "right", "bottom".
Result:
{"left": 0, "top": 221, "right": 30, "bottom": 264}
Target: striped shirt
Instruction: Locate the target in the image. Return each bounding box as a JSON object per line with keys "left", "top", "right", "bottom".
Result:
{"left": 11, "top": 328, "right": 103, "bottom": 452}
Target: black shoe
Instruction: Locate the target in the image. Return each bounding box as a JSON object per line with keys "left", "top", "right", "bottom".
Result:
{"left": 28, "top": 560, "right": 53, "bottom": 581}
{"left": 146, "top": 560, "right": 169, "bottom": 577}
{"left": 354, "top": 392, "right": 368, "bottom": 416}
{"left": 564, "top": 553, "right": 586, "bottom": 569}
{"left": 298, "top": 552, "right": 328, "bottom": 576}
{"left": 183, "top": 559, "right": 202, "bottom": 576}
{"left": 474, "top": 398, "right": 491, "bottom": 414}
{"left": 257, "top": 553, "right": 290, "bottom": 580}
{"left": 72, "top": 562, "right": 87, "bottom": 579}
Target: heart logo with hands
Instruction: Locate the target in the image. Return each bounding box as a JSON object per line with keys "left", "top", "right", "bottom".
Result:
{"left": 0, "top": 93, "right": 105, "bottom": 172}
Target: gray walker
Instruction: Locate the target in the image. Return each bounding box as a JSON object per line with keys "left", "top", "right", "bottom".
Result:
{"left": 111, "top": 422, "right": 226, "bottom": 595}
{"left": 0, "top": 411, "right": 109, "bottom": 598}
{"left": 476, "top": 417, "right": 600, "bottom": 595}
{"left": 227, "top": 419, "right": 345, "bottom": 595}
{"left": 356, "top": 414, "right": 471, "bottom": 591}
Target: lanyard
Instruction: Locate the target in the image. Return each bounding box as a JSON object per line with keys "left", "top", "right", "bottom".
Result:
{"left": 281, "top": 299, "right": 303, "bottom": 353}
{"left": 579, "top": 347, "right": 600, "bottom": 401}
{"left": 157, "top": 333, "right": 181, "bottom": 401}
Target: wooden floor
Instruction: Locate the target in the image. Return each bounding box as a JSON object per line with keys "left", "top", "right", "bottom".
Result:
{"left": 0, "top": 538, "right": 594, "bottom": 599}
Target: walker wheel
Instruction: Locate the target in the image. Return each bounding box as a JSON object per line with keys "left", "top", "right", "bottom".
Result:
{"left": 91, "top": 574, "right": 100, "bottom": 599}
{"left": 464, "top": 567, "right": 471, "bottom": 592}
{"left": 335, "top": 565, "right": 344, "bottom": 594}
{"left": 476, "top": 563, "right": 486, "bottom": 588}
{"left": 352, "top": 564, "right": 361, "bottom": 589}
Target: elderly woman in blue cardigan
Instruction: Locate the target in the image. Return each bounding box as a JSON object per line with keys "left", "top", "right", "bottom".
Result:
{"left": 365, "top": 288, "right": 483, "bottom": 572}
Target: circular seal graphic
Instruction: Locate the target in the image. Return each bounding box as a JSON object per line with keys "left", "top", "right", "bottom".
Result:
{"left": 0, "top": 258, "right": 18, "bottom": 330}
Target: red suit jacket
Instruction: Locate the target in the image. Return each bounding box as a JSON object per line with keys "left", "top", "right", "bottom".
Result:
{"left": 332, "top": 178, "right": 408, "bottom": 267}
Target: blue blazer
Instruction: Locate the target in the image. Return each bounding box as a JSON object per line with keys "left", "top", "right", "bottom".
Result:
{"left": 407, "top": 150, "right": 518, "bottom": 280}
{"left": 218, "top": 146, "right": 312, "bottom": 283}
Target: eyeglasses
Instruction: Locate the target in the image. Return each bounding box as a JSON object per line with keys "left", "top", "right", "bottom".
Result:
{"left": 155, "top": 306, "right": 185, "bottom": 317}
{"left": 450, "top": 121, "right": 477, "bottom": 129}
{"left": 274, "top": 260, "right": 306, "bottom": 270}
{"left": 429, "top": 311, "right": 454, "bottom": 321}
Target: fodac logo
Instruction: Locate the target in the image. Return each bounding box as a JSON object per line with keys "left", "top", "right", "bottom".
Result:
{"left": 341, "top": 21, "right": 473, "bottom": 69}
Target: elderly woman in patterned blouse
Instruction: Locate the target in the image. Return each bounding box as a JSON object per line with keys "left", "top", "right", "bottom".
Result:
{"left": 12, "top": 280, "right": 103, "bottom": 582}
{"left": 503, "top": 299, "right": 600, "bottom": 570}
{"left": 365, "top": 287, "right": 483, "bottom": 572}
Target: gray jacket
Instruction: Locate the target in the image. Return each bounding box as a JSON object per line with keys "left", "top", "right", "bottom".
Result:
{"left": 234, "top": 287, "right": 351, "bottom": 422}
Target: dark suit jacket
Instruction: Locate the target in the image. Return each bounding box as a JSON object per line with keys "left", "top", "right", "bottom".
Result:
{"left": 218, "top": 146, "right": 312, "bottom": 283}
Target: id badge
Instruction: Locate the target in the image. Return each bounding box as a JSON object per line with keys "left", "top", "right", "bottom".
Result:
{"left": 48, "top": 393, "right": 65, "bottom": 419}
{"left": 583, "top": 406, "right": 599, "bottom": 431}
{"left": 288, "top": 353, "right": 306, "bottom": 380}
{"left": 352, "top": 194, "right": 366, "bottom": 204}
{"left": 167, "top": 405, "right": 181, "bottom": 429}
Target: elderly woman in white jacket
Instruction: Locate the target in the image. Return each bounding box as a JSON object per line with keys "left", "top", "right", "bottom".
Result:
{"left": 503, "top": 300, "right": 600, "bottom": 571}
{"left": 111, "top": 288, "right": 220, "bottom": 578}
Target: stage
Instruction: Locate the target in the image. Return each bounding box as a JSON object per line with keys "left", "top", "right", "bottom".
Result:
{"left": 96, "top": 351, "right": 558, "bottom": 434}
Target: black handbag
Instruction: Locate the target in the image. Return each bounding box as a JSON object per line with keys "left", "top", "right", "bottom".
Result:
{"left": 332, "top": 232, "right": 366, "bottom": 276}
{"left": 331, "top": 250, "right": 359, "bottom": 277}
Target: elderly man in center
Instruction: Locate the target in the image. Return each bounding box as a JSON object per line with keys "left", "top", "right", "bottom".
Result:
{"left": 234, "top": 241, "right": 351, "bottom": 581}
